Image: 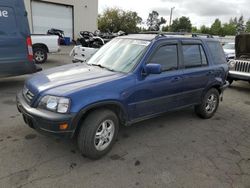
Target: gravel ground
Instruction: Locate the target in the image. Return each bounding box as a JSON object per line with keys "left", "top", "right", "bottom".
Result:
{"left": 0, "top": 46, "right": 249, "bottom": 188}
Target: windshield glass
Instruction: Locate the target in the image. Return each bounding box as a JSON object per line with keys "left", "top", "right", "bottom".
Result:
{"left": 87, "top": 38, "right": 150, "bottom": 73}
{"left": 223, "top": 43, "right": 235, "bottom": 50}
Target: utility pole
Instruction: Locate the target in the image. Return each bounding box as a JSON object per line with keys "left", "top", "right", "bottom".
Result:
{"left": 169, "top": 7, "right": 175, "bottom": 27}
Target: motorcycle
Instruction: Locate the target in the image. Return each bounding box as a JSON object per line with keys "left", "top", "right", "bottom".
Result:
{"left": 77, "top": 31, "right": 105, "bottom": 48}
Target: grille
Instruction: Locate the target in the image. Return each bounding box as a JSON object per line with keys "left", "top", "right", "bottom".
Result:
{"left": 23, "top": 86, "right": 34, "bottom": 103}
{"left": 234, "top": 60, "right": 250, "bottom": 73}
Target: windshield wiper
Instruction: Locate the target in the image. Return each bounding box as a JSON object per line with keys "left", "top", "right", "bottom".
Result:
{"left": 89, "top": 64, "right": 115, "bottom": 72}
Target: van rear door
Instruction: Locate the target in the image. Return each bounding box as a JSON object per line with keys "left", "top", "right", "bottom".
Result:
{"left": 0, "top": 0, "right": 37, "bottom": 77}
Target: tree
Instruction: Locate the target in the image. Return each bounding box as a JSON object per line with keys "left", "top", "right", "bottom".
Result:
{"left": 246, "top": 19, "right": 250, "bottom": 32}
{"left": 98, "top": 8, "right": 142, "bottom": 33}
{"left": 222, "top": 22, "right": 236, "bottom": 36}
{"left": 192, "top": 26, "right": 199, "bottom": 33}
{"left": 200, "top": 25, "right": 210, "bottom": 34}
{"left": 170, "top": 16, "right": 192, "bottom": 32}
{"left": 147, "top": 11, "right": 166, "bottom": 31}
{"left": 162, "top": 25, "right": 169, "bottom": 32}
{"left": 236, "top": 15, "right": 245, "bottom": 34}
{"left": 210, "top": 19, "right": 223, "bottom": 35}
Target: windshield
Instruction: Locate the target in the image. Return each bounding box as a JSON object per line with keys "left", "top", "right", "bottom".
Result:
{"left": 223, "top": 43, "right": 235, "bottom": 50}
{"left": 87, "top": 38, "right": 150, "bottom": 73}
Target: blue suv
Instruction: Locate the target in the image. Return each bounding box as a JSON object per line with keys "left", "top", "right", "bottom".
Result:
{"left": 17, "top": 34, "right": 229, "bottom": 159}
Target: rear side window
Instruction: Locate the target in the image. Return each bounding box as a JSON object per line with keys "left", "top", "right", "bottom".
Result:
{"left": 207, "top": 41, "right": 226, "bottom": 64}
{"left": 149, "top": 45, "right": 178, "bottom": 71}
{"left": 182, "top": 44, "right": 208, "bottom": 68}
{"left": 0, "top": 7, "right": 17, "bottom": 36}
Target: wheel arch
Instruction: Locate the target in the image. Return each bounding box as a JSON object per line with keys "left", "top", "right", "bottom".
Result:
{"left": 72, "top": 101, "right": 129, "bottom": 137}
{"left": 32, "top": 43, "right": 49, "bottom": 53}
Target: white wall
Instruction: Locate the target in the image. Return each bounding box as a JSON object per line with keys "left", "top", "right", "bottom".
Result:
{"left": 24, "top": 0, "right": 98, "bottom": 40}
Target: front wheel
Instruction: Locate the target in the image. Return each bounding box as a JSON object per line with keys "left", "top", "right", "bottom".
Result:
{"left": 33, "top": 47, "right": 48, "bottom": 64}
{"left": 227, "top": 78, "right": 234, "bottom": 85}
{"left": 77, "top": 109, "right": 119, "bottom": 159}
{"left": 195, "top": 88, "right": 220, "bottom": 119}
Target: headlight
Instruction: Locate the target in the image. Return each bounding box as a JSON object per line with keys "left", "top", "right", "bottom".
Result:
{"left": 38, "top": 95, "right": 70, "bottom": 113}
{"left": 228, "top": 60, "right": 236, "bottom": 69}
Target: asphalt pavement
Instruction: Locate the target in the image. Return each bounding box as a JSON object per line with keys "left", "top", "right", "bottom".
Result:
{"left": 0, "top": 46, "right": 250, "bottom": 188}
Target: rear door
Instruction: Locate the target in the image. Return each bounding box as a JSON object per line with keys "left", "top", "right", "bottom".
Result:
{"left": 0, "top": 0, "right": 34, "bottom": 77}
{"left": 179, "top": 40, "right": 211, "bottom": 106}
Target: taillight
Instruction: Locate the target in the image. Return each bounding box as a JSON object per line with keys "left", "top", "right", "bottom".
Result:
{"left": 26, "top": 36, "right": 33, "bottom": 61}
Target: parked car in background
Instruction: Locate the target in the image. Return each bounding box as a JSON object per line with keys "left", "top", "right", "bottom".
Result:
{"left": 47, "top": 28, "right": 65, "bottom": 44}
{"left": 227, "top": 33, "right": 250, "bottom": 84}
{"left": 0, "top": 0, "right": 40, "bottom": 78}
{"left": 70, "top": 45, "right": 98, "bottom": 63}
{"left": 31, "top": 34, "right": 60, "bottom": 64}
{"left": 17, "top": 34, "right": 229, "bottom": 159}
{"left": 223, "top": 42, "right": 235, "bottom": 60}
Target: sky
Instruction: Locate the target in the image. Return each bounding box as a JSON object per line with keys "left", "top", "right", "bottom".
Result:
{"left": 99, "top": 0, "right": 250, "bottom": 28}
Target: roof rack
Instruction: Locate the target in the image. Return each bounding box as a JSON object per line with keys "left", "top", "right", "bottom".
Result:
{"left": 192, "top": 33, "right": 213, "bottom": 38}
{"left": 138, "top": 31, "right": 215, "bottom": 39}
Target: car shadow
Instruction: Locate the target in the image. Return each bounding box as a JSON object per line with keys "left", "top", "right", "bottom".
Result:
{"left": 0, "top": 75, "right": 28, "bottom": 92}
{"left": 229, "top": 81, "right": 250, "bottom": 93}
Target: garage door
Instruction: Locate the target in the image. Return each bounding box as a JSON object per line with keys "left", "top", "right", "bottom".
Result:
{"left": 31, "top": 1, "right": 73, "bottom": 39}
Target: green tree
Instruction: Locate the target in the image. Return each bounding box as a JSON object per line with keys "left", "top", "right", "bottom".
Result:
{"left": 147, "top": 11, "right": 166, "bottom": 31}
{"left": 246, "top": 19, "right": 250, "bottom": 32}
{"left": 162, "top": 25, "right": 169, "bottom": 32}
{"left": 200, "top": 25, "right": 210, "bottom": 34}
{"left": 222, "top": 22, "right": 236, "bottom": 36}
{"left": 210, "top": 19, "right": 223, "bottom": 35}
{"left": 170, "top": 16, "right": 192, "bottom": 32}
{"left": 192, "top": 26, "right": 199, "bottom": 33}
{"left": 98, "top": 8, "right": 142, "bottom": 33}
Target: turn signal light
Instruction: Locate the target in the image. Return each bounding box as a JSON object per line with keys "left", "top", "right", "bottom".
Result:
{"left": 59, "top": 123, "right": 68, "bottom": 130}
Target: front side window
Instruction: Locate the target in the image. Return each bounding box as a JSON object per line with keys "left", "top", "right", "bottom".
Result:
{"left": 148, "top": 45, "right": 178, "bottom": 71}
{"left": 183, "top": 44, "right": 208, "bottom": 68}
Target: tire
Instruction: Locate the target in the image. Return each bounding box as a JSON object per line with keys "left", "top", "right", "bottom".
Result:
{"left": 195, "top": 88, "right": 220, "bottom": 119}
{"left": 227, "top": 78, "right": 233, "bottom": 85}
{"left": 33, "top": 47, "right": 48, "bottom": 64}
{"left": 77, "top": 109, "right": 119, "bottom": 159}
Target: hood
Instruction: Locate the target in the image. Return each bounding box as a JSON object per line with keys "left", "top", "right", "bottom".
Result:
{"left": 235, "top": 33, "right": 250, "bottom": 58}
{"left": 26, "top": 63, "right": 124, "bottom": 95}
{"left": 223, "top": 49, "right": 235, "bottom": 55}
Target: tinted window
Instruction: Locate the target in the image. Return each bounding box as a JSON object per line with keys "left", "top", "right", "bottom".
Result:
{"left": 0, "top": 7, "right": 17, "bottom": 36}
{"left": 183, "top": 45, "right": 207, "bottom": 68}
{"left": 207, "top": 41, "right": 226, "bottom": 64}
{"left": 149, "top": 45, "right": 178, "bottom": 71}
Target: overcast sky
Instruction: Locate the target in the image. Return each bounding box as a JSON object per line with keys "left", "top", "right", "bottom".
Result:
{"left": 99, "top": 0, "right": 250, "bottom": 27}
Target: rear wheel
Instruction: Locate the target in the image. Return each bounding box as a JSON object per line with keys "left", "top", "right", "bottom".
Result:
{"left": 33, "top": 47, "right": 47, "bottom": 64}
{"left": 195, "top": 88, "right": 220, "bottom": 119}
{"left": 77, "top": 109, "right": 119, "bottom": 159}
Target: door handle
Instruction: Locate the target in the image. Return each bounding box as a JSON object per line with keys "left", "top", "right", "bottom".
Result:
{"left": 207, "top": 71, "right": 214, "bottom": 75}
{"left": 171, "top": 77, "right": 181, "bottom": 83}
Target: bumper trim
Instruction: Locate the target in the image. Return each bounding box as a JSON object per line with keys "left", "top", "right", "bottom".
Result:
{"left": 228, "top": 71, "right": 250, "bottom": 81}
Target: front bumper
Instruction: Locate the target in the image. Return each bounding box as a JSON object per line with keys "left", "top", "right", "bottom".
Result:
{"left": 228, "top": 70, "right": 250, "bottom": 81}
{"left": 16, "top": 92, "right": 76, "bottom": 138}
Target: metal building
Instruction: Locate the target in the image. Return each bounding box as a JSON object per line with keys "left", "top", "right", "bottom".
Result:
{"left": 24, "top": 0, "right": 98, "bottom": 40}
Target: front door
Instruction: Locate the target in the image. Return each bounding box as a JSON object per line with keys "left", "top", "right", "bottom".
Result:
{"left": 130, "top": 41, "right": 184, "bottom": 119}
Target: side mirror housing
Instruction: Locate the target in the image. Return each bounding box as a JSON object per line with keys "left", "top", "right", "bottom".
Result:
{"left": 145, "top": 64, "right": 162, "bottom": 75}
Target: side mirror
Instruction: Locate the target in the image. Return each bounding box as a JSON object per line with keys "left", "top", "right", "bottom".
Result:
{"left": 144, "top": 64, "right": 162, "bottom": 75}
